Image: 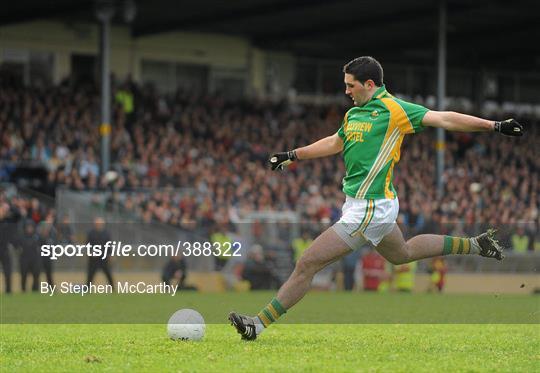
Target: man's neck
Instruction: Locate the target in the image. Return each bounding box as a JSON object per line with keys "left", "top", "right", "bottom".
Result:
{"left": 357, "top": 86, "right": 381, "bottom": 107}
{"left": 371, "top": 85, "right": 384, "bottom": 97}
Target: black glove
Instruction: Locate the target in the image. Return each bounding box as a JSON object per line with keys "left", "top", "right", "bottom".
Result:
{"left": 494, "top": 119, "right": 523, "bottom": 136}
{"left": 269, "top": 150, "right": 297, "bottom": 170}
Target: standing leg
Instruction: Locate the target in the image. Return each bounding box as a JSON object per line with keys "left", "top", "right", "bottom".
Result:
{"left": 275, "top": 228, "right": 353, "bottom": 309}
{"left": 31, "top": 259, "right": 40, "bottom": 292}
{"left": 87, "top": 259, "right": 98, "bottom": 285}
{"left": 42, "top": 257, "right": 53, "bottom": 286}
{"left": 1, "top": 252, "right": 12, "bottom": 293}
{"left": 20, "top": 258, "right": 29, "bottom": 292}
{"left": 161, "top": 273, "right": 171, "bottom": 286}
{"left": 343, "top": 265, "right": 355, "bottom": 291}
{"left": 101, "top": 260, "right": 115, "bottom": 289}
{"left": 179, "top": 273, "right": 186, "bottom": 289}
{"left": 230, "top": 227, "right": 356, "bottom": 340}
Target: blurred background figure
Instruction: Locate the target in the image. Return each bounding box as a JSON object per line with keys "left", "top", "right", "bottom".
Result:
{"left": 28, "top": 198, "right": 44, "bottom": 225}
{"left": 511, "top": 225, "right": 530, "bottom": 254}
{"left": 18, "top": 221, "right": 41, "bottom": 292}
{"left": 86, "top": 217, "right": 114, "bottom": 289}
{"left": 162, "top": 254, "right": 187, "bottom": 289}
{"left": 210, "top": 223, "right": 232, "bottom": 271}
{"left": 392, "top": 262, "right": 417, "bottom": 293}
{"left": 292, "top": 230, "right": 312, "bottom": 263}
{"left": 360, "top": 248, "right": 389, "bottom": 292}
{"left": 56, "top": 215, "right": 74, "bottom": 245}
{"left": 341, "top": 250, "right": 360, "bottom": 291}
{"left": 429, "top": 257, "right": 447, "bottom": 293}
{"left": 0, "top": 199, "right": 14, "bottom": 293}
{"left": 242, "top": 244, "right": 275, "bottom": 290}
{"left": 37, "top": 212, "right": 56, "bottom": 287}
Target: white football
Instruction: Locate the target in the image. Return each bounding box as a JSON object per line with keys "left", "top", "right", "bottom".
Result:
{"left": 167, "top": 309, "right": 205, "bottom": 341}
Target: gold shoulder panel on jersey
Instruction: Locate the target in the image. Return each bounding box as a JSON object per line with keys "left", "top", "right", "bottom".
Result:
{"left": 380, "top": 98, "right": 414, "bottom": 134}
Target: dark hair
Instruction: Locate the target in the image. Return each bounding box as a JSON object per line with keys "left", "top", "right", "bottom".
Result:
{"left": 343, "top": 56, "right": 383, "bottom": 86}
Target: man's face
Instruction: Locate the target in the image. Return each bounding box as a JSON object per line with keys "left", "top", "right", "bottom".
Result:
{"left": 344, "top": 73, "right": 374, "bottom": 106}
{"left": 94, "top": 217, "right": 105, "bottom": 231}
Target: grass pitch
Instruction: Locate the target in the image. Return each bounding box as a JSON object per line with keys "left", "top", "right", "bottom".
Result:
{"left": 2, "top": 292, "right": 539, "bottom": 372}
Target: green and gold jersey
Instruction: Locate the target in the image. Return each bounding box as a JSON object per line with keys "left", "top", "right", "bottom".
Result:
{"left": 337, "top": 85, "right": 429, "bottom": 199}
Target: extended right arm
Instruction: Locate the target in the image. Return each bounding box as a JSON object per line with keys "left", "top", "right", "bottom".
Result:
{"left": 269, "top": 133, "right": 343, "bottom": 170}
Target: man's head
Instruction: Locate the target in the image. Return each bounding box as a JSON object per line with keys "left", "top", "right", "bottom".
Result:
{"left": 25, "top": 221, "right": 36, "bottom": 236}
{"left": 249, "top": 244, "right": 264, "bottom": 262}
{"left": 343, "top": 56, "right": 384, "bottom": 106}
{"left": 94, "top": 216, "right": 105, "bottom": 231}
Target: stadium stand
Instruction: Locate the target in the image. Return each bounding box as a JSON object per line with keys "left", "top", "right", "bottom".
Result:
{"left": 1, "top": 79, "right": 538, "bottom": 252}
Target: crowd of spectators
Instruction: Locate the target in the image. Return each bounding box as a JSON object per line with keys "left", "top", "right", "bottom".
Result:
{"left": 1, "top": 78, "right": 538, "bottom": 250}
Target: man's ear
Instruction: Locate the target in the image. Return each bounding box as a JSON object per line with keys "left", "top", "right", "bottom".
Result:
{"left": 364, "top": 79, "right": 376, "bottom": 89}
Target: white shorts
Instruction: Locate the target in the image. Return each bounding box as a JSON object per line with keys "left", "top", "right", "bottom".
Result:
{"left": 332, "top": 196, "right": 399, "bottom": 249}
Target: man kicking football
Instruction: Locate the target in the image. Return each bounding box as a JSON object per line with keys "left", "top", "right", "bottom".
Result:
{"left": 229, "top": 56, "right": 524, "bottom": 340}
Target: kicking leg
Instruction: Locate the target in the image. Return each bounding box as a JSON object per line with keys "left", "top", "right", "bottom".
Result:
{"left": 229, "top": 227, "right": 355, "bottom": 340}
{"left": 376, "top": 225, "right": 504, "bottom": 265}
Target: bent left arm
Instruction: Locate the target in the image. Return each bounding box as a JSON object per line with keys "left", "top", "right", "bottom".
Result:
{"left": 422, "top": 111, "right": 524, "bottom": 136}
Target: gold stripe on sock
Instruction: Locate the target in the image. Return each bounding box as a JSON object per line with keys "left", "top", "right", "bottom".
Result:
{"left": 463, "top": 239, "right": 470, "bottom": 254}
{"left": 258, "top": 312, "right": 271, "bottom": 327}
{"left": 267, "top": 304, "right": 280, "bottom": 319}
{"left": 452, "top": 237, "right": 460, "bottom": 254}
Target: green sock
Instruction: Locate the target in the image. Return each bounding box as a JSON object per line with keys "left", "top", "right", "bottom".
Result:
{"left": 257, "top": 298, "right": 287, "bottom": 328}
{"left": 443, "top": 236, "right": 480, "bottom": 255}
